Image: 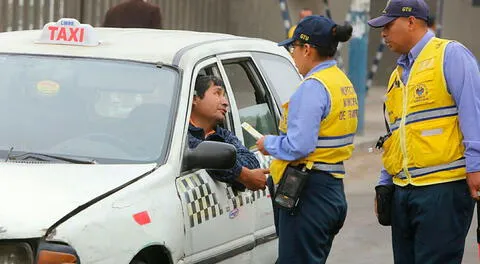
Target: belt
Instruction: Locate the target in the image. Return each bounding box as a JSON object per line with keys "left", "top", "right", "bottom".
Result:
{"left": 294, "top": 162, "right": 345, "bottom": 174}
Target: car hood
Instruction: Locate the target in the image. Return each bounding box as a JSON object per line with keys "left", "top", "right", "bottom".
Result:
{"left": 0, "top": 163, "right": 156, "bottom": 239}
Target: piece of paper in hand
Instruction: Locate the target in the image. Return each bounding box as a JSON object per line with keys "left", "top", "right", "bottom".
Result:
{"left": 241, "top": 122, "right": 264, "bottom": 140}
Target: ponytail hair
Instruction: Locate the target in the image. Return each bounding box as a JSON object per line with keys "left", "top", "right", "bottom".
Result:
{"left": 298, "top": 22, "right": 353, "bottom": 58}
{"left": 333, "top": 23, "right": 353, "bottom": 42}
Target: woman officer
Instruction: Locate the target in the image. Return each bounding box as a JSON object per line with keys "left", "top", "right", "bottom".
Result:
{"left": 256, "top": 15, "right": 357, "bottom": 264}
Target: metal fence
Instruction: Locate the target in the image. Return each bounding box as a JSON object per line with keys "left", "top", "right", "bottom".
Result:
{"left": 0, "top": 0, "right": 229, "bottom": 33}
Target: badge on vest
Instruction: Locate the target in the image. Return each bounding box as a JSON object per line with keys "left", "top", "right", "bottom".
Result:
{"left": 413, "top": 83, "right": 430, "bottom": 103}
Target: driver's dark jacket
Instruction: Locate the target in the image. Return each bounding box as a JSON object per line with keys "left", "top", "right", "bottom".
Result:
{"left": 188, "top": 123, "right": 260, "bottom": 191}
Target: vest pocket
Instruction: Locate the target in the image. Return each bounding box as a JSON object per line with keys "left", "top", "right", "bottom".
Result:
{"left": 382, "top": 135, "right": 403, "bottom": 175}
{"left": 408, "top": 72, "right": 435, "bottom": 109}
{"left": 408, "top": 116, "right": 464, "bottom": 168}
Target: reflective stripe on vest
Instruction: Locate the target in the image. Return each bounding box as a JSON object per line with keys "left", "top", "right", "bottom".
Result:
{"left": 389, "top": 106, "right": 458, "bottom": 131}
{"left": 317, "top": 133, "right": 355, "bottom": 148}
{"left": 397, "top": 158, "right": 466, "bottom": 179}
{"left": 311, "top": 162, "right": 346, "bottom": 174}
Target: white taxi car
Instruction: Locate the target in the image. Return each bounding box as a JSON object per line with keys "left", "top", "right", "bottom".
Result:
{"left": 0, "top": 19, "right": 302, "bottom": 264}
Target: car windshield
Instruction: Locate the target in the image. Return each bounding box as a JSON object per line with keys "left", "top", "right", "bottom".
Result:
{"left": 0, "top": 54, "right": 179, "bottom": 164}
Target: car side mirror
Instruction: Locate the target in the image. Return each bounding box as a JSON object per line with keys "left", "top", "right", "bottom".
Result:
{"left": 182, "top": 141, "right": 236, "bottom": 172}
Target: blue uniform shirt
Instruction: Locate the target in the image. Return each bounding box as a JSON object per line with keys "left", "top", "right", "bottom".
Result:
{"left": 188, "top": 123, "right": 260, "bottom": 191}
{"left": 263, "top": 60, "right": 335, "bottom": 161}
{"left": 379, "top": 31, "right": 480, "bottom": 185}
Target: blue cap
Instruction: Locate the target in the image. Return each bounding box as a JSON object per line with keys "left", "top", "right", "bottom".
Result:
{"left": 368, "top": 0, "right": 429, "bottom": 28}
{"left": 278, "top": 15, "right": 337, "bottom": 47}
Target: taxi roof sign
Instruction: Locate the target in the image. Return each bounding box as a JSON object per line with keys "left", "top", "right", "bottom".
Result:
{"left": 37, "top": 18, "right": 100, "bottom": 47}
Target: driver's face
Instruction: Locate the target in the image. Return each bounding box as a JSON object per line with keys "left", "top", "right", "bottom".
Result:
{"left": 192, "top": 83, "right": 229, "bottom": 123}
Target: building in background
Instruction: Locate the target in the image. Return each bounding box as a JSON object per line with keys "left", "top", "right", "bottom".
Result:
{"left": 0, "top": 0, "right": 477, "bottom": 86}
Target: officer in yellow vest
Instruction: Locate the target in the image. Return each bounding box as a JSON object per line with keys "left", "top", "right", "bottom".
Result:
{"left": 369, "top": 0, "right": 480, "bottom": 263}
{"left": 256, "top": 15, "right": 357, "bottom": 264}
{"left": 287, "top": 8, "right": 313, "bottom": 38}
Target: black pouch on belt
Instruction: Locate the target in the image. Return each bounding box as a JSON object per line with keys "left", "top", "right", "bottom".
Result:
{"left": 274, "top": 165, "right": 310, "bottom": 212}
{"left": 375, "top": 184, "right": 395, "bottom": 226}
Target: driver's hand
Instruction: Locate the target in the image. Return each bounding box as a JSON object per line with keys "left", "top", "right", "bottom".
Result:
{"left": 238, "top": 167, "right": 268, "bottom": 191}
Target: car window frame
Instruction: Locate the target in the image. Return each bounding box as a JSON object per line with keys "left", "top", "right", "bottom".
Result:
{"left": 216, "top": 52, "right": 281, "bottom": 146}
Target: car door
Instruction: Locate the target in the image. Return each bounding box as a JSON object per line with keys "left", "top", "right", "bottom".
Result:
{"left": 217, "top": 52, "right": 286, "bottom": 262}
{"left": 176, "top": 57, "right": 256, "bottom": 264}
{"left": 250, "top": 52, "right": 302, "bottom": 106}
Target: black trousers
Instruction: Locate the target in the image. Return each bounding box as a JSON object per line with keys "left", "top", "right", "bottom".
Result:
{"left": 274, "top": 171, "right": 347, "bottom": 264}
{"left": 391, "top": 180, "right": 475, "bottom": 264}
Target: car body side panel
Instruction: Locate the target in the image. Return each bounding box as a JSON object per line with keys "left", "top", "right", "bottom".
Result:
{"left": 52, "top": 165, "right": 185, "bottom": 264}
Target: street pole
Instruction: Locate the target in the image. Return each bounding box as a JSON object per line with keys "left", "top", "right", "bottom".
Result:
{"left": 323, "top": 0, "right": 332, "bottom": 19}
{"left": 348, "top": 0, "right": 370, "bottom": 136}
{"left": 277, "top": 0, "right": 292, "bottom": 37}
{"left": 435, "top": 0, "right": 444, "bottom": 37}
{"left": 366, "top": 39, "right": 386, "bottom": 93}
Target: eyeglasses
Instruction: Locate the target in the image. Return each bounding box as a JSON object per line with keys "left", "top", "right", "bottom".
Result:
{"left": 287, "top": 43, "right": 305, "bottom": 53}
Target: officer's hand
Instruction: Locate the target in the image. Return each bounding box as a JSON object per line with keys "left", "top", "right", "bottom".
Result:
{"left": 256, "top": 136, "right": 270, "bottom": 155}
{"left": 238, "top": 167, "right": 269, "bottom": 191}
{"left": 466, "top": 171, "right": 480, "bottom": 199}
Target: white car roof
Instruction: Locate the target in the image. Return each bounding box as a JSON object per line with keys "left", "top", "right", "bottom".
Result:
{"left": 0, "top": 28, "right": 288, "bottom": 66}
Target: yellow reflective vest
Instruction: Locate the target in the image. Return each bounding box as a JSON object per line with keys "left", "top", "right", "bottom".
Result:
{"left": 270, "top": 65, "right": 358, "bottom": 184}
{"left": 383, "top": 37, "right": 466, "bottom": 186}
{"left": 288, "top": 25, "right": 296, "bottom": 39}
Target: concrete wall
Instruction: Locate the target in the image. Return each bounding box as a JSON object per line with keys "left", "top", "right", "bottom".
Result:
{"left": 442, "top": 0, "right": 480, "bottom": 57}
{"left": 226, "top": 0, "right": 351, "bottom": 68}
{"left": 2, "top": 0, "right": 477, "bottom": 87}
{"left": 0, "top": 0, "right": 230, "bottom": 32}
{"left": 226, "top": 0, "right": 479, "bottom": 86}
{"left": 226, "top": 0, "right": 324, "bottom": 42}
{"left": 226, "top": 0, "right": 286, "bottom": 41}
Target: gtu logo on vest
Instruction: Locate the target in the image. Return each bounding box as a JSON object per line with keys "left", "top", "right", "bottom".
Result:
{"left": 414, "top": 83, "right": 429, "bottom": 103}
{"left": 416, "top": 87, "right": 425, "bottom": 96}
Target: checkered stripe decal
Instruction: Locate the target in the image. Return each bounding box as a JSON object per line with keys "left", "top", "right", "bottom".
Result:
{"left": 226, "top": 186, "right": 269, "bottom": 210}
{"left": 255, "top": 152, "right": 273, "bottom": 169}
{"left": 177, "top": 173, "right": 224, "bottom": 227}
{"left": 177, "top": 153, "right": 273, "bottom": 228}
{"left": 225, "top": 152, "right": 272, "bottom": 209}
{"left": 252, "top": 188, "right": 268, "bottom": 201}
{"left": 226, "top": 187, "right": 244, "bottom": 210}
{"left": 253, "top": 152, "right": 272, "bottom": 201}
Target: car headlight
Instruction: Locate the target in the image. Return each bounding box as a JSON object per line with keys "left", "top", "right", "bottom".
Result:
{"left": 0, "top": 242, "right": 34, "bottom": 264}
{"left": 36, "top": 241, "right": 78, "bottom": 264}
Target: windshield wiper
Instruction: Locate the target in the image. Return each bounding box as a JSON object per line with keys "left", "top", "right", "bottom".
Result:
{"left": 5, "top": 147, "right": 14, "bottom": 162}
{"left": 6, "top": 150, "right": 96, "bottom": 164}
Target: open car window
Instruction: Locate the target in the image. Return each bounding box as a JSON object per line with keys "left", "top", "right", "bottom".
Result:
{"left": 221, "top": 58, "right": 279, "bottom": 150}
